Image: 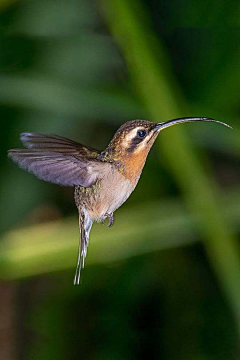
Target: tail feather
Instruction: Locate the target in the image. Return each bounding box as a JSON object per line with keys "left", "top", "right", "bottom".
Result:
{"left": 74, "top": 208, "right": 93, "bottom": 285}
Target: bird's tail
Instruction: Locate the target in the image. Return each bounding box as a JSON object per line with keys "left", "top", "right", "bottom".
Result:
{"left": 74, "top": 208, "right": 93, "bottom": 285}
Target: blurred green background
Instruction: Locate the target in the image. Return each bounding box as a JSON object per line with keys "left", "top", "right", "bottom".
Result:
{"left": 1, "top": 0, "right": 240, "bottom": 359}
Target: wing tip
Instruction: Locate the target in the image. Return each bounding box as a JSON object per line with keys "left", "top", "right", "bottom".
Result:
{"left": 7, "top": 149, "right": 16, "bottom": 158}
{"left": 20, "top": 132, "right": 41, "bottom": 148}
{"left": 20, "top": 132, "right": 33, "bottom": 141}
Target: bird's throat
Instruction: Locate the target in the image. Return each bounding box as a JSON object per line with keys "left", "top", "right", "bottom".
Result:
{"left": 98, "top": 142, "right": 151, "bottom": 184}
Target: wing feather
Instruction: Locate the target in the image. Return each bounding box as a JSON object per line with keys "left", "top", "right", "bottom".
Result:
{"left": 20, "top": 132, "right": 100, "bottom": 156}
{"left": 8, "top": 132, "right": 104, "bottom": 187}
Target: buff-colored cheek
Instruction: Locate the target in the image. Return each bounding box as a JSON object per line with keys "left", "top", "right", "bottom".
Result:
{"left": 134, "top": 142, "right": 147, "bottom": 153}
{"left": 133, "top": 137, "right": 153, "bottom": 153}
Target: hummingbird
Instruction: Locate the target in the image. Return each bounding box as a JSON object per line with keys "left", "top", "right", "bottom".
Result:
{"left": 8, "top": 117, "right": 231, "bottom": 284}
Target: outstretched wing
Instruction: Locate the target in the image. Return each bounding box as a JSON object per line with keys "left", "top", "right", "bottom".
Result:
{"left": 8, "top": 132, "right": 102, "bottom": 187}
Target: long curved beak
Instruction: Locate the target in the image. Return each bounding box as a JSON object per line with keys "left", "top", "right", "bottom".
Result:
{"left": 155, "top": 117, "right": 232, "bottom": 131}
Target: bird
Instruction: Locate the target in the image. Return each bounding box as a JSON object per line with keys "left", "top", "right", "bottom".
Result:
{"left": 8, "top": 117, "right": 231, "bottom": 284}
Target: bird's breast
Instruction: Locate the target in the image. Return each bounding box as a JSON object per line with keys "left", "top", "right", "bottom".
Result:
{"left": 75, "top": 164, "right": 136, "bottom": 221}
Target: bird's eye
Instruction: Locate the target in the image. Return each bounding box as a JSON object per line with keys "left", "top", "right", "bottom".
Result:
{"left": 137, "top": 129, "right": 147, "bottom": 138}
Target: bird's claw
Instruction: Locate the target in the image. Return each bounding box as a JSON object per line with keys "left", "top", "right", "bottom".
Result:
{"left": 105, "top": 213, "right": 114, "bottom": 227}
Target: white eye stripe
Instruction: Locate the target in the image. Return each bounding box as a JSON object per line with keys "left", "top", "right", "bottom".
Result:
{"left": 125, "top": 127, "right": 146, "bottom": 141}
{"left": 121, "top": 127, "right": 152, "bottom": 149}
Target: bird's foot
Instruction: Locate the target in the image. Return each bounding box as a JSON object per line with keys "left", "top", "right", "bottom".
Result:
{"left": 105, "top": 213, "right": 114, "bottom": 227}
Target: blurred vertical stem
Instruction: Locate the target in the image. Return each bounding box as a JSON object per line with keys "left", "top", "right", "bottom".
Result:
{"left": 100, "top": 0, "right": 240, "bottom": 331}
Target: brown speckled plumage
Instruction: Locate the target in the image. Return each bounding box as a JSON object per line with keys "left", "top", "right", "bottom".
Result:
{"left": 8, "top": 117, "right": 231, "bottom": 284}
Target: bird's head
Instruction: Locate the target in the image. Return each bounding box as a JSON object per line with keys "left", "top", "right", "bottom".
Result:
{"left": 105, "top": 117, "right": 231, "bottom": 158}
{"left": 100, "top": 117, "right": 231, "bottom": 180}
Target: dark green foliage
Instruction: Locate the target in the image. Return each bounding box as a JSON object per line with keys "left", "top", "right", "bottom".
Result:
{"left": 1, "top": 0, "right": 240, "bottom": 359}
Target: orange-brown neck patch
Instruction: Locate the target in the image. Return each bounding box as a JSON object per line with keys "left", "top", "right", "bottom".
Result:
{"left": 120, "top": 148, "right": 149, "bottom": 184}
